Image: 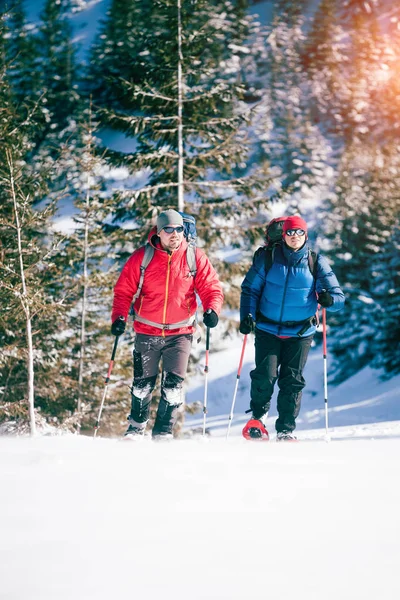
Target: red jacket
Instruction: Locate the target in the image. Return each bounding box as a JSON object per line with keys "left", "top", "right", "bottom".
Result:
{"left": 112, "top": 228, "right": 224, "bottom": 336}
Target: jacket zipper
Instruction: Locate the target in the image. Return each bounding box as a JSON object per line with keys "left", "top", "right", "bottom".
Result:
{"left": 278, "top": 268, "right": 290, "bottom": 335}
{"left": 138, "top": 296, "right": 144, "bottom": 315}
{"left": 162, "top": 254, "right": 172, "bottom": 337}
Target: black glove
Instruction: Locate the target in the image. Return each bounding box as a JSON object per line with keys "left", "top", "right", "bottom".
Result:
{"left": 239, "top": 314, "right": 255, "bottom": 335}
{"left": 111, "top": 316, "right": 126, "bottom": 336}
{"left": 203, "top": 308, "right": 219, "bottom": 328}
{"left": 318, "top": 290, "right": 334, "bottom": 308}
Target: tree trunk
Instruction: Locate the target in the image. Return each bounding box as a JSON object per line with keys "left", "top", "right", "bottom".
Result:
{"left": 7, "top": 149, "right": 36, "bottom": 436}
{"left": 177, "top": 0, "right": 184, "bottom": 212}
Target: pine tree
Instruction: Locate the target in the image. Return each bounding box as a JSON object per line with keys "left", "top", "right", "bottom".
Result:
{"left": 320, "top": 142, "right": 400, "bottom": 381}
{"left": 3, "top": 0, "right": 41, "bottom": 106}
{"left": 48, "top": 103, "right": 134, "bottom": 434}
{"left": 88, "top": 0, "right": 152, "bottom": 107}
{"left": 307, "top": 0, "right": 397, "bottom": 145}
{"left": 374, "top": 223, "right": 400, "bottom": 375}
{"left": 33, "top": 0, "right": 79, "bottom": 151}
{"left": 89, "top": 0, "right": 262, "bottom": 306}
{"left": 0, "top": 44, "right": 65, "bottom": 432}
{"left": 303, "top": 0, "right": 347, "bottom": 135}
{"left": 256, "top": 6, "right": 332, "bottom": 214}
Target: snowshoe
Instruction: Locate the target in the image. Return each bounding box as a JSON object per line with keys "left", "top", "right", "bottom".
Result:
{"left": 152, "top": 433, "right": 174, "bottom": 442}
{"left": 242, "top": 418, "right": 269, "bottom": 442}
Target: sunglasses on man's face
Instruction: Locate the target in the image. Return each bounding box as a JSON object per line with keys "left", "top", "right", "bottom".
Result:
{"left": 163, "top": 226, "right": 184, "bottom": 234}
{"left": 285, "top": 229, "right": 305, "bottom": 237}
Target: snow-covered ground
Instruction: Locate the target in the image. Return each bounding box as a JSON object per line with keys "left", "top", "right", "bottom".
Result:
{"left": 1, "top": 334, "right": 400, "bottom": 600}
{"left": 1, "top": 435, "right": 400, "bottom": 600}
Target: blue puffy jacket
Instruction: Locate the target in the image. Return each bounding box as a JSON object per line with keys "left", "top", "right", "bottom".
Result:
{"left": 240, "top": 242, "right": 345, "bottom": 337}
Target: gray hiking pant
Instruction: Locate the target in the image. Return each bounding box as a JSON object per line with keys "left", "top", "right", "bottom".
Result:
{"left": 130, "top": 333, "right": 192, "bottom": 436}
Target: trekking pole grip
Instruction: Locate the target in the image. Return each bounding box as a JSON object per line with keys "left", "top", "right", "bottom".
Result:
{"left": 202, "top": 327, "right": 210, "bottom": 437}
{"left": 205, "top": 326, "right": 210, "bottom": 371}
{"left": 105, "top": 335, "right": 120, "bottom": 384}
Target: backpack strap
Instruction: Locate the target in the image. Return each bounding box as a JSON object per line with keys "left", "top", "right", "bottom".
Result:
{"left": 186, "top": 243, "right": 197, "bottom": 277}
{"left": 307, "top": 249, "right": 318, "bottom": 281}
{"left": 264, "top": 245, "right": 276, "bottom": 275}
{"left": 132, "top": 244, "right": 154, "bottom": 304}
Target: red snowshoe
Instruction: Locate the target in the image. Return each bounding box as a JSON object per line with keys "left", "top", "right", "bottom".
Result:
{"left": 242, "top": 419, "right": 269, "bottom": 442}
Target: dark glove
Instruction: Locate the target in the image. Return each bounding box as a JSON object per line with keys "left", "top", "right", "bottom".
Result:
{"left": 239, "top": 314, "right": 255, "bottom": 335}
{"left": 318, "top": 290, "right": 334, "bottom": 308}
{"left": 111, "top": 316, "right": 126, "bottom": 336}
{"left": 203, "top": 308, "right": 219, "bottom": 328}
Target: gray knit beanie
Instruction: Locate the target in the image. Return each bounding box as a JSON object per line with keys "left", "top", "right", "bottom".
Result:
{"left": 156, "top": 209, "right": 183, "bottom": 234}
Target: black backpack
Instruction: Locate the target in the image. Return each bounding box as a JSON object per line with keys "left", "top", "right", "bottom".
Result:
{"left": 253, "top": 216, "right": 318, "bottom": 280}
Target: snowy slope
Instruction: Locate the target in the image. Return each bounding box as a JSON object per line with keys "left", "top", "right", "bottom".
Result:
{"left": 2, "top": 274, "right": 400, "bottom": 600}
{"left": 1, "top": 434, "right": 400, "bottom": 600}
{"left": 3, "top": 327, "right": 399, "bottom": 600}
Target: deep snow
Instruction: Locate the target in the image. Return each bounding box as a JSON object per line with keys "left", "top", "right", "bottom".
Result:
{"left": 1, "top": 334, "right": 400, "bottom": 600}
{"left": 1, "top": 434, "right": 400, "bottom": 600}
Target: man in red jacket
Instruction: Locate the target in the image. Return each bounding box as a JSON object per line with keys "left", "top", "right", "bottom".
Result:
{"left": 111, "top": 209, "right": 224, "bottom": 440}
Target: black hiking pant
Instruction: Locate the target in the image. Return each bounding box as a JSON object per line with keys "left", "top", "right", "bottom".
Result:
{"left": 250, "top": 329, "right": 314, "bottom": 433}
{"left": 129, "top": 333, "right": 192, "bottom": 436}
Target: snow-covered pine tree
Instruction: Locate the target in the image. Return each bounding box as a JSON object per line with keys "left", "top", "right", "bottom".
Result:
{"left": 303, "top": 0, "right": 347, "bottom": 136}
{"left": 257, "top": 4, "right": 332, "bottom": 215}
{"left": 88, "top": 0, "right": 263, "bottom": 305}
{"left": 3, "top": 0, "right": 41, "bottom": 107}
{"left": 87, "top": 0, "right": 152, "bottom": 108}
{"left": 307, "top": 1, "right": 400, "bottom": 380}
{"left": 320, "top": 143, "right": 400, "bottom": 382}
{"left": 374, "top": 221, "right": 400, "bottom": 376}
{"left": 32, "top": 0, "right": 79, "bottom": 154}
{"left": 0, "top": 32, "right": 65, "bottom": 433}
{"left": 49, "top": 103, "right": 134, "bottom": 434}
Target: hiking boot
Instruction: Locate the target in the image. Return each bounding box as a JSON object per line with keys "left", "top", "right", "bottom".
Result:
{"left": 276, "top": 431, "right": 297, "bottom": 442}
{"left": 152, "top": 397, "right": 180, "bottom": 438}
{"left": 123, "top": 420, "right": 146, "bottom": 440}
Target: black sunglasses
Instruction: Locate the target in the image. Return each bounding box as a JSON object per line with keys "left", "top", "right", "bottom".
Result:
{"left": 285, "top": 229, "right": 305, "bottom": 237}
{"left": 163, "top": 226, "right": 184, "bottom": 234}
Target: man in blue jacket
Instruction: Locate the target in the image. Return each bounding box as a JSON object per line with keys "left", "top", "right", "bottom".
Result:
{"left": 240, "top": 215, "right": 345, "bottom": 441}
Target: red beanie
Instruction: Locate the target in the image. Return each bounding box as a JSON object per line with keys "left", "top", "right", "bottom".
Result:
{"left": 283, "top": 215, "right": 308, "bottom": 236}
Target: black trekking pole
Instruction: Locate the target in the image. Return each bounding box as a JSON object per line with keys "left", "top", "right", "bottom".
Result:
{"left": 202, "top": 326, "right": 210, "bottom": 437}
{"left": 226, "top": 334, "right": 248, "bottom": 440}
{"left": 94, "top": 319, "right": 123, "bottom": 438}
